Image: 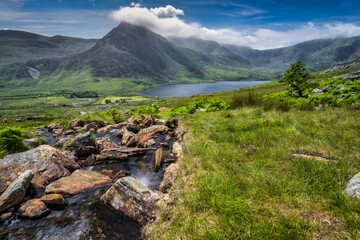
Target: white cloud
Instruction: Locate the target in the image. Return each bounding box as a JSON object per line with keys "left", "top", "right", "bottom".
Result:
{"left": 150, "top": 5, "right": 184, "bottom": 18}
{"left": 131, "top": 3, "right": 141, "bottom": 8}
{"left": 2, "top": 28, "right": 10, "bottom": 30}
{"left": 110, "top": 5, "right": 360, "bottom": 49}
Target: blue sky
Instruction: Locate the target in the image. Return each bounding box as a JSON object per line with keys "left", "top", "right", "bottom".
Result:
{"left": 1, "top": 0, "right": 360, "bottom": 49}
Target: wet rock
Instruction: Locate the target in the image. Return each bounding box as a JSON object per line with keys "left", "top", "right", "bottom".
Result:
{"left": 160, "top": 163, "right": 179, "bottom": 193}
{"left": 116, "top": 169, "right": 131, "bottom": 178}
{"left": 74, "top": 126, "right": 86, "bottom": 133}
{"left": 74, "top": 132, "right": 96, "bottom": 159}
{"left": 344, "top": 173, "right": 360, "bottom": 198}
{"left": 96, "top": 137, "right": 119, "bottom": 153}
{"left": 137, "top": 125, "right": 169, "bottom": 147}
{"left": 101, "top": 176, "right": 161, "bottom": 225}
{"left": 146, "top": 139, "right": 156, "bottom": 147}
{"left": 0, "top": 146, "right": 78, "bottom": 194}
{"left": 160, "top": 142, "right": 169, "bottom": 147}
{"left": 78, "top": 154, "right": 96, "bottom": 167}
{"left": 154, "top": 119, "right": 166, "bottom": 125}
{"left": 153, "top": 148, "right": 163, "bottom": 172}
{"left": 126, "top": 115, "right": 154, "bottom": 133}
{"left": 0, "top": 170, "right": 34, "bottom": 212}
{"left": 23, "top": 138, "right": 39, "bottom": 149}
{"left": 41, "top": 194, "right": 66, "bottom": 208}
{"left": 65, "top": 129, "right": 75, "bottom": 135}
{"left": 97, "top": 123, "right": 126, "bottom": 133}
{"left": 54, "top": 137, "right": 72, "bottom": 149}
{"left": 70, "top": 119, "right": 84, "bottom": 128}
{"left": 47, "top": 123, "right": 59, "bottom": 132}
{"left": 0, "top": 212, "right": 12, "bottom": 223}
{"left": 45, "top": 170, "right": 112, "bottom": 196}
{"left": 115, "top": 128, "right": 139, "bottom": 147}
{"left": 18, "top": 199, "right": 50, "bottom": 219}
{"left": 95, "top": 148, "right": 153, "bottom": 164}
{"left": 165, "top": 118, "right": 178, "bottom": 129}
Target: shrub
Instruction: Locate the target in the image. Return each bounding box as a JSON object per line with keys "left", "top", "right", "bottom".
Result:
{"left": 130, "top": 104, "right": 160, "bottom": 117}
{"left": 0, "top": 127, "right": 29, "bottom": 156}
{"left": 280, "top": 61, "right": 311, "bottom": 97}
{"left": 204, "top": 98, "right": 230, "bottom": 111}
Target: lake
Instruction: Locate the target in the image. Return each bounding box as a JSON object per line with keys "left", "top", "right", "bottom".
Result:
{"left": 138, "top": 81, "right": 270, "bottom": 97}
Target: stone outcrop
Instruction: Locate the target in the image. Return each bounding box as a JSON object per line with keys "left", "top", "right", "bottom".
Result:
{"left": 153, "top": 148, "right": 163, "bottom": 172}
{"left": 97, "top": 123, "right": 126, "bottom": 133}
{"left": 47, "top": 123, "right": 59, "bottom": 132}
{"left": 23, "top": 138, "right": 39, "bottom": 149}
{"left": 137, "top": 125, "right": 169, "bottom": 147}
{"left": 54, "top": 137, "right": 72, "bottom": 149}
{"left": 95, "top": 148, "right": 153, "bottom": 165}
{"left": 0, "top": 146, "right": 79, "bottom": 194}
{"left": 96, "top": 137, "right": 119, "bottom": 153}
{"left": 160, "top": 163, "right": 179, "bottom": 193}
{"left": 18, "top": 199, "right": 50, "bottom": 219}
{"left": 126, "top": 115, "right": 154, "bottom": 133}
{"left": 45, "top": 170, "right": 112, "bottom": 196}
{"left": 0, "top": 170, "right": 34, "bottom": 212}
{"left": 73, "top": 132, "right": 96, "bottom": 159}
{"left": 101, "top": 176, "right": 161, "bottom": 225}
{"left": 115, "top": 128, "right": 138, "bottom": 147}
{"left": 70, "top": 119, "right": 84, "bottom": 128}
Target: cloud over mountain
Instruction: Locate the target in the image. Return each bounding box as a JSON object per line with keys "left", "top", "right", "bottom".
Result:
{"left": 110, "top": 4, "right": 360, "bottom": 50}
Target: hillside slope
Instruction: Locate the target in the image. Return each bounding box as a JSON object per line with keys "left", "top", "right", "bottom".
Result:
{"left": 225, "top": 36, "right": 360, "bottom": 71}
{"left": 0, "top": 30, "right": 98, "bottom": 66}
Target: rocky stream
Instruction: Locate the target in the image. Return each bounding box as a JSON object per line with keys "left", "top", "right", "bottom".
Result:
{"left": 0, "top": 116, "right": 183, "bottom": 239}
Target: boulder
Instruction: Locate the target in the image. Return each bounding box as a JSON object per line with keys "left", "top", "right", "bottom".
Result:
{"left": 0, "top": 170, "right": 34, "bottom": 212}
{"left": 52, "top": 128, "right": 63, "bottom": 136}
{"left": 97, "top": 123, "right": 126, "bottom": 133}
{"left": 23, "top": 138, "right": 39, "bottom": 149}
{"left": 94, "top": 147, "right": 153, "bottom": 164}
{"left": 0, "top": 146, "right": 79, "bottom": 194}
{"left": 41, "top": 194, "right": 66, "bottom": 208}
{"left": 96, "top": 137, "right": 119, "bottom": 153}
{"left": 126, "top": 115, "right": 154, "bottom": 133}
{"left": 45, "top": 170, "right": 112, "bottom": 196}
{"left": 70, "top": 119, "right": 84, "bottom": 128}
{"left": 160, "top": 163, "right": 179, "bottom": 193}
{"left": 172, "top": 141, "right": 183, "bottom": 158}
{"left": 65, "top": 129, "right": 75, "bottom": 135}
{"left": 101, "top": 176, "right": 161, "bottom": 225}
{"left": 86, "top": 122, "right": 99, "bottom": 131}
{"left": 54, "top": 137, "right": 72, "bottom": 149}
{"left": 78, "top": 154, "right": 96, "bottom": 167}
{"left": 47, "top": 123, "right": 59, "bottom": 132}
{"left": 18, "top": 199, "right": 50, "bottom": 219}
{"left": 0, "top": 212, "right": 12, "bottom": 223}
{"left": 153, "top": 148, "right": 163, "bottom": 172}
{"left": 137, "top": 125, "right": 169, "bottom": 147}
{"left": 344, "top": 173, "right": 360, "bottom": 198}
{"left": 115, "top": 128, "right": 138, "bottom": 147}
{"left": 73, "top": 132, "right": 96, "bottom": 158}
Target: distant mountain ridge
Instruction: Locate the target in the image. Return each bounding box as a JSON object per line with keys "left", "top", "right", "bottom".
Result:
{"left": 224, "top": 36, "right": 360, "bottom": 71}
{"left": 0, "top": 30, "right": 98, "bottom": 66}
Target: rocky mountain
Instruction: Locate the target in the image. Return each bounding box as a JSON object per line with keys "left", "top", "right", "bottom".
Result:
{"left": 0, "top": 23, "right": 257, "bottom": 90}
{"left": 224, "top": 36, "right": 360, "bottom": 71}
{"left": 0, "top": 30, "right": 98, "bottom": 66}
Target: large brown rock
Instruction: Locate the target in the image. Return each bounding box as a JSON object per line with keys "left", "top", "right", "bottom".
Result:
{"left": 45, "top": 170, "right": 112, "bottom": 196}
{"left": 18, "top": 199, "right": 50, "bottom": 219}
{"left": 101, "top": 176, "right": 161, "bottom": 225}
{"left": 126, "top": 115, "right": 154, "bottom": 133}
{"left": 97, "top": 123, "right": 126, "bottom": 133}
{"left": 153, "top": 148, "right": 163, "bottom": 172}
{"left": 41, "top": 194, "right": 66, "bottom": 207}
{"left": 137, "top": 125, "right": 169, "bottom": 147}
{"left": 70, "top": 119, "right": 84, "bottom": 128}
{"left": 0, "top": 146, "right": 79, "bottom": 194}
{"left": 0, "top": 170, "right": 34, "bottom": 212}
{"left": 73, "top": 132, "right": 96, "bottom": 158}
{"left": 160, "top": 163, "right": 179, "bottom": 193}
{"left": 95, "top": 148, "right": 154, "bottom": 165}
{"left": 115, "top": 128, "right": 138, "bottom": 147}
{"left": 96, "top": 137, "right": 119, "bottom": 153}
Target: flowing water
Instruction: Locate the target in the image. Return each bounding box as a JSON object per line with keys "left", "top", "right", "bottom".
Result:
{"left": 138, "top": 80, "right": 270, "bottom": 97}
{"left": 0, "top": 127, "right": 174, "bottom": 240}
